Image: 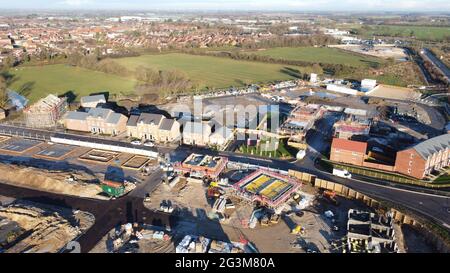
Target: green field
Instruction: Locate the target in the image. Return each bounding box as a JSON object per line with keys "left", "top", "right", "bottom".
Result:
{"left": 113, "top": 53, "right": 309, "bottom": 89}
{"left": 247, "top": 47, "right": 384, "bottom": 67}
{"left": 9, "top": 64, "right": 137, "bottom": 103}
{"left": 362, "top": 25, "right": 450, "bottom": 41}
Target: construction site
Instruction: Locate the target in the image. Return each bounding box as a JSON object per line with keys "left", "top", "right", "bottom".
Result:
{"left": 0, "top": 134, "right": 156, "bottom": 199}
{"left": 139, "top": 153, "right": 404, "bottom": 253}
{"left": 0, "top": 197, "right": 94, "bottom": 253}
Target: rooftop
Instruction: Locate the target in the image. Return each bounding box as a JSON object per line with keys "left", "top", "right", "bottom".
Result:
{"left": 410, "top": 134, "right": 450, "bottom": 159}
{"left": 80, "top": 94, "right": 106, "bottom": 104}
{"left": 331, "top": 138, "right": 368, "bottom": 154}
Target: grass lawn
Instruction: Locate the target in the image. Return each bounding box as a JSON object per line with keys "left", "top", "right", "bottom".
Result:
{"left": 433, "top": 169, "right": 450, "bottom": 184}
{"left": 9, "top": 64, "right": 137, "bottom": 103}
{"left": 247, "top": 47, "right": 385, "bottom": 68}
{"left": 361, "top": 25, "right": 450, "bottom": 41}
{"left": 237, "top": 139, "right": 297, "bottom": 159}
{"left": 113, "top": 53, "right": 310, "bottom": 90}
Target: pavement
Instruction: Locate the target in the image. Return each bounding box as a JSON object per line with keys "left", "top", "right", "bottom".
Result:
{"left": 0, "top": 122, "right": 449, "bottom": 253}
{"left": 421, "top": 48, "right": 450, "bottom": 84}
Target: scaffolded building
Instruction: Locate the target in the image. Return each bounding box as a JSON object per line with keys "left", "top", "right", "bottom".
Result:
{"left": 23, "top": 94, "right": 67, "bottom": 128}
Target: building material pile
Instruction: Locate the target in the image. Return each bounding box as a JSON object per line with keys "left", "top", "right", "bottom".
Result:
{"left": 0, "top": 201, "right": 94, "bottom": 253}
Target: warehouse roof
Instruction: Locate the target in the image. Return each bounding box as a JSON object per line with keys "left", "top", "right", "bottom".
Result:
{"left": 331, "top": 138, "right": 368, "bottom": 154}
{"left": 411, "top": 134, "right": 450, "bottom": 159}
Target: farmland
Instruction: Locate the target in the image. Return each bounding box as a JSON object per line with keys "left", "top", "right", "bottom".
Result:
{"left": 359, "top": 25, "right": 450, "bottom": 41}
{"left": 113, "top": 53, "right": 311, "bottom": 89}
{"left": 247, "top": 47, "right": 385, "bottom": 68}
{"left": 9, "top": 64, "right": 137, "bottom": 103}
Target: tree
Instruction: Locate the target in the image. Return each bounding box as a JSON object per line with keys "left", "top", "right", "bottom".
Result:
{"left": 0, "top": 74, "right": 8, "bottom": 109}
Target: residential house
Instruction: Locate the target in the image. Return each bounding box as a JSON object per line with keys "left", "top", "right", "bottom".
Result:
{"left": 330, "top": 138, "right": 368, "bottom": 166}
{"left": 209, "top": 126, "right": 234, "bottom": 147}
{"left": 80, "top": 94, "right": 107, "bottom": 108}
{"left": 64, "top": 107, "right": 127, "bottom": 135}
{"left": 24, "top": 94, "right": 67, "bottom": 128}
{"left": 395, "top": 134, "right": 450, "bottom": 179}
{"left": 127, "top": 113, "right": 180, "bottom": 143}
{"left": 182, "top": 121, "right": 212, "bottom": 146}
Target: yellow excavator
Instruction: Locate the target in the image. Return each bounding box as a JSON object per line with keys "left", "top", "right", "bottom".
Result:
{"left": 291, "top": 225, "right": 306, "bottom": 235}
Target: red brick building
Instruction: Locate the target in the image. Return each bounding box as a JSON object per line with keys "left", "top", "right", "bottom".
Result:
{"left": 395, "top": 134, "right": 450, "bottom": 179}
{"left": 330, "top": 138, "right": 368, "bottom": 166}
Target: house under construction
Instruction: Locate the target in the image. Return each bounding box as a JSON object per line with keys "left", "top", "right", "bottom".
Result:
{"left": 24, "top": 94, "right": 67, "bottom": 128}
{"left": 346, "top": 209, "right": 398, "bottom": 253}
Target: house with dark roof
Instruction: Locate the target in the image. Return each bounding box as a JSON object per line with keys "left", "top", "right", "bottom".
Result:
{"left": 127, "top": 113, "right": 180, "bottom": 143}
{"left": 395, "top": 134, "right": 450, "bottom": 179}
{"left": 63, "top": 107, "right": 127, "bottom": 135}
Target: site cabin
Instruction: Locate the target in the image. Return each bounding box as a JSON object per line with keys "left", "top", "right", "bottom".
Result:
{"left": 101, "top": 184, "right": 125, "bottom": 198}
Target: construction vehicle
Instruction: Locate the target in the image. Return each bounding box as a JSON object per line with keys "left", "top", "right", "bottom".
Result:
{"left": 322, "top": 190, "right": 340, "bottom": 206}
{"left": 207, "top": 186, "right": 223, "bottom": 199}
{"left": 270, "top": 214, "right": 281, "bottom": 224}
{"left": 292, "top": 193, "right": 301, "bottom": 204}
{"left": 291, "top": 225, "right": 306, "bottom": 235}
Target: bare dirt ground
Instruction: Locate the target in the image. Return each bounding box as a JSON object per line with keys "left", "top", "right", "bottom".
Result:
{"left": 333, "top": 45, "right": 408, "bottom": 60}
{"left": 0, "top": 158, "right": 103, "bottom": 199}
{"left": 0, "top": 200, "right": 94, "bottom": 253}
{"left": 90, "top": 224, "right": 175, "bottom": 253}
{"left": 143, "top": 177, "right": 372, "bottom": 253}
{"left": 400, "top": 224, "right": 437, "bottom": 253}
{"left": 145, "top": 179, "right": 213, "bottom": 220}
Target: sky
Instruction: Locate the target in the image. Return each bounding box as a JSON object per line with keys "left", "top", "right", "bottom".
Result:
{"left": 0, "top": 0, "right": 449, "bottom": 12}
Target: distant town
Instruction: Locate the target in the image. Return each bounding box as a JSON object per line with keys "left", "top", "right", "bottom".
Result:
{"left": 0, "top": 8, "right": 449, "bottom": 256}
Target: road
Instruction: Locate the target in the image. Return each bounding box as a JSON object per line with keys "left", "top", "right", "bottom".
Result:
{"left": 0, "top": 122, "right": 449, "bottom": 251}
{"left": 421, "top": 48, "right": 450, "bottom": 84}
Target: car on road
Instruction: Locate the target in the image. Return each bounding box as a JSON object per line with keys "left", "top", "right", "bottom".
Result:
{"left": 333, "top": 168, "right": 352, "bottom": 179}
{"left": 131, "top": 140, "right": 142, "bottom": 146}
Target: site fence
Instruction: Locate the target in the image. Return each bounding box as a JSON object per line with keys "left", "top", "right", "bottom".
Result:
{"left": 323, "top": 159, "right": 450, "bottom": 189}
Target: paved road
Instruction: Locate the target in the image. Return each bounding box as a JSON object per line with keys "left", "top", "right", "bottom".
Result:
{"left": 421, "top": 48, "right": 450, "bottom": 84}
{"left": 168, "top": 145, "right": 450, "bottom": 228}
{"left": 1, "top": 123, "right": 450, "bottom": 236}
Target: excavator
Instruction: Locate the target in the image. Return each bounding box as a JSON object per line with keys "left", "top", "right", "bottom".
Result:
{"left": 291, "top": 225, "right": 306, "bottom": 235}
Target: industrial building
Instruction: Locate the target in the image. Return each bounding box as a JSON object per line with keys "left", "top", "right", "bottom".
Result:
{"left": 63, "top": 107, "right": 128, "bottom": 135}
{"left": 174, "top": 153, "right": 228, "bottom": 179}
{"left": 232, "top": 169, "right": 301, "bottom": 208}
{"left": 395, "top": 134, "right": 450, "bottom": 179}
{"left": 346, "top": 209, "right": 397, "bottom": 253}
{"left": 23, "top": 94, "right": 67, "bottom": 128}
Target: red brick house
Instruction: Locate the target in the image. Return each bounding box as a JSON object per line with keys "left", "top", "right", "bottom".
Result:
{"left": 330, "top": 138, "right": 368, "bottom": 166}
{"left": 395, "top": 134, "right": 450, "bottom": 179}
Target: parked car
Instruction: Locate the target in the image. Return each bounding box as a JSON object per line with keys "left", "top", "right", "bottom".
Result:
{"left": 131, "top": 140, "right": 142, "bottom": 146}
{"left": 143, "top": 141, "right": 155, "bottom": 147}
